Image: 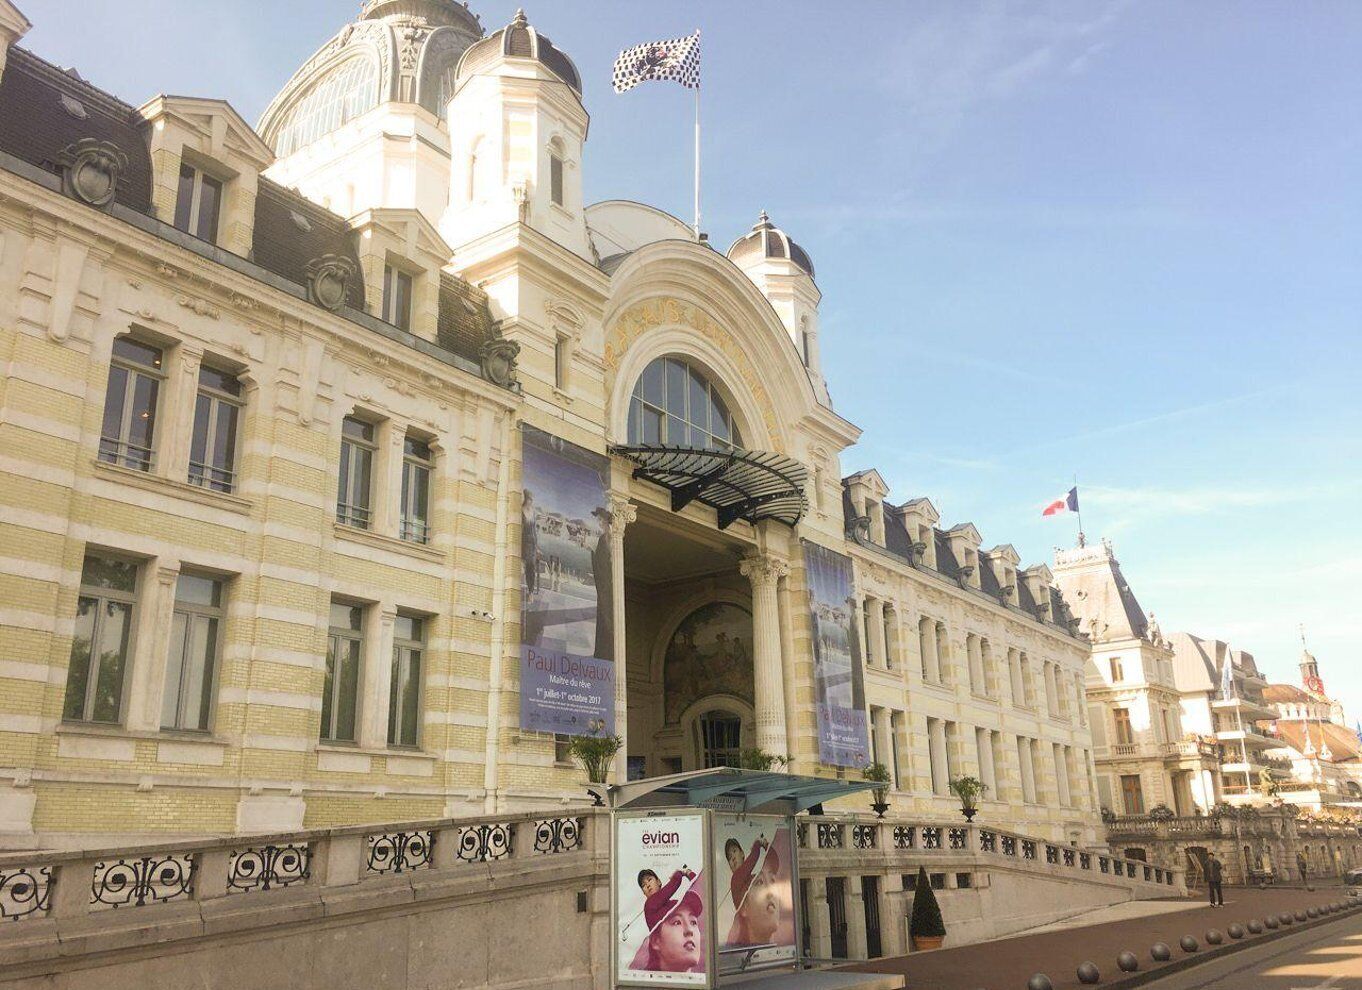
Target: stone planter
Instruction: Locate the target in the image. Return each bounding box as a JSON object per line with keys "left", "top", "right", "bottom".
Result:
{"left": 912, "top": 935, "right": 945, "bottom": 952}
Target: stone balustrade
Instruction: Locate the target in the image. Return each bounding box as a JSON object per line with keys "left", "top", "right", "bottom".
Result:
{"left": 795, "top": 814, "right": 1180, "bottom": 891}
{"left": 0, "top": 810, "right": 590, "bottom": 925}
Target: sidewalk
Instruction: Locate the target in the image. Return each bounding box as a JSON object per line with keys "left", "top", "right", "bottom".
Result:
{"left": 845, "top": 883, "right": 1356, "bottom": 990}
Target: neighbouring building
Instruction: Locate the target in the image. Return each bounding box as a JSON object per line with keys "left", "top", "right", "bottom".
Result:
{"left": 0, "top": 0, "right": 1106, "bottom": 861}
{"left": 1262, "top": 641, "right": 1362, "bottom": 809}
{"left": 1053, "top": 539, "right": 1221, "bottom": 819}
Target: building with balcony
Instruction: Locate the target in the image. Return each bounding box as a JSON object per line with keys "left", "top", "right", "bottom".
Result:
{"left": 1052, "top": 539, "right": 1221, "bottom": 819}
{"left": 1261, "top": 643, "right": 1362, "bottom": 809}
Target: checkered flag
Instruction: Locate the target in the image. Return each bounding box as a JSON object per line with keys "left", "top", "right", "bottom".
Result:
{"left": 612, "top": 31, "right": 701, "bottom": 93}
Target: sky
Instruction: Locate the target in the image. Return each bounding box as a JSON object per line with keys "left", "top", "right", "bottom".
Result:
{"left": 20, "top": 1, "right": 1362, "bottom": 703}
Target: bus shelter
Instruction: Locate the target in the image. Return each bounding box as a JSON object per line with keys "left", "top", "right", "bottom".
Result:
{"left": 604, "top": 767, "right": 877, "bottom": 988}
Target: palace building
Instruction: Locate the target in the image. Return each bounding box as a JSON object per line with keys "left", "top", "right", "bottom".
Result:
{"left": 0, "top": 0, "right": 1102, "bottom": 851}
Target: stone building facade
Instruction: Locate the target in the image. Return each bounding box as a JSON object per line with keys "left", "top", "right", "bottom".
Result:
{"left": 0, "top": 0, "right": 1102, "bottom": 852}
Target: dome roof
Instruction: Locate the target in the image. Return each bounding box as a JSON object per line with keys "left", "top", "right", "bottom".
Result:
{"left": 258, "top": 0, "right": 484, "bottom": 156}
{"left": 727, "top": 211, "right": 815, "bottom": 278}
{"left": 455, "top": 9, "right": 582, "bottom": 96}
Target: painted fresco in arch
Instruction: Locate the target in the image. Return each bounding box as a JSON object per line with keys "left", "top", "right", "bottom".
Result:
{"left": 663, "top": 603, "right": 753, "bottom": 724}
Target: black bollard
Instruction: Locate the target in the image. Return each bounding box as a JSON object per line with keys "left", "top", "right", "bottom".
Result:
{"left": 1247, "top": 919, "right": 1263, "bottom": 934}
{"left": 1205, "top": 929, "right": 1223, "bottom": 945}
{"left": 1077, "top": 962, "right": 1100, "bottom": 985}
{"left": 1117, "top": 951, "right": 1139, "bottom": 973}
{"left": 1227, "top": 923, "right": 1244, "bottom": 939}
{"left": 1179, "top": 935, "right": 1199, "bottom": 953}
{"left": 1151, "top": 942, "right": 1172, "bottom": 962}
{"left": 1027, "top": 974, "right": 1054, "bottom": 990}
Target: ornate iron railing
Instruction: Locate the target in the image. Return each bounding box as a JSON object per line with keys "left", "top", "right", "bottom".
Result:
{"left": 366, "top": 830, "right": 434, "bottom": 875}
{"left": 0, "top": 865, "right": 51, "bottom": 921}
{"left": 851, "top": 824, "right": 877, "bottom": 849}
{"left": 892, "top": 825, "right": 915, "bottom": 850}
{"left": 948, "top": 827, "right": 968, "bottom": 850}
{"left": 532, "top": 817, "right": 582, "bottom": 855}
{"left": 816, "top": 822, "right": 844, "bottom": 849}
{"left": 456, "top": 823, "right": 514, "bottom": 863}
{"left": 228, "top": 844, "right": 311, "bottom": 893}
{"left": 91, "top": 855, "right": 194, "bottom": 909}
{"left": 922, "top": 826, "right": 943, "bottom": 850}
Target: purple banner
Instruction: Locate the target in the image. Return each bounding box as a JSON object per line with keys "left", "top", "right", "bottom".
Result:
{"left": 803, "top": 542, "right": 869, "bottom": 767}
{"left": 519, "top": 426, "right": 615, "bottom": 736}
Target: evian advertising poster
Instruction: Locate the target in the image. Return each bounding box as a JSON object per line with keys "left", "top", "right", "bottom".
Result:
{"left": 803, "top": 541, "right": 870, "bottom": 766}
{"left": 712, "top": 814, "right": 797, "bottom": 973}
{"left": 519, "top": 426, "right": 616, "bottom": 736}
{"left": 614, "top": 813, "right": 711, "bottom": 987}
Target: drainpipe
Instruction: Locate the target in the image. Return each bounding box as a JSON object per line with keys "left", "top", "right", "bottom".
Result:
{"left": 482, "top": 412, "right": 516, "bottom": 814}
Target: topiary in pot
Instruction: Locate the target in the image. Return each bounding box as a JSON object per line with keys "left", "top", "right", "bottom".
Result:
{"left": 910, "top": 865, "right": 946, "bottom": 951}
{"left": 863, "top": 762, "right": 892, "bottom": 816}
{"left": 949, "top": 776, "right": 987, "bottom": 822}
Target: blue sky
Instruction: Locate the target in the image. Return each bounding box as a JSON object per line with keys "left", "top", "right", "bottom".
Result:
{"left": 22, "top": 1, "right": 1361, "bottom": 702}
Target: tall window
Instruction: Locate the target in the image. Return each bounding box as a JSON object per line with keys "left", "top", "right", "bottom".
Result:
{"left": 388, "top": 614, "right": 423, "bottom": 748}
{"left": 1109, "top": 656, "right": 1124, "bottom": 682}
{"left": 400, "top": 437, "right": 432, "bottom": 544}
{"left": 383, "top": 265, "right": 413, "bottom": 331}
{"left": 627, "top": 356, "right": 740, "bottom": 450}
{"left": 162, "top": 573, "right": 223, "bottom": 731}
{"left": 697, "top": 710, "right": 742, "bottom": 768}
{"left": 274, "top": 56, "right": 380, "bottom": 156}
{"left": 1121, "top": 774, "right": 1145, "bottom": 815}
{"left": 1113, "top": 707, "right": 1134, "bottom": 745}
{"left": 549, "top": 146, "right": 565, "bottom": 206}
{"left": 173, "top": 163, "right": 222, "bottom": 244}
{"left": 336, "top": 416, "right": 375, "bottom": 529}
{"left": 64, "top": 554, "right": 138, "bottom": 724}
{"left": 99, "top": 337, "right": 164, "bottom": 471}
{"left": 322, "top": 601, "right": 363, "bottom": 743}
{"left": 189, "top": 366, "right": 242, "bottom": 493}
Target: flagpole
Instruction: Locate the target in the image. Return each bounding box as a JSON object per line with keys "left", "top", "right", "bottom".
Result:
{"left": 693, "top": 69, "right": 701, "bottom": 240}
{"left": 1074, "top": 474, "right": 1085, "bottom": 548}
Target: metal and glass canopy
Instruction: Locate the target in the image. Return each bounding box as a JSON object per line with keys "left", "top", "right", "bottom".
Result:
{"left": 597, "top": 767, "right": 877, "bottom": 815}
{"left": 611, "top": 444, "right": 808, "bottom": 530}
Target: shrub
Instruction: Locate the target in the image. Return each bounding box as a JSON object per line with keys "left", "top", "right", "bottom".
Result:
{"left": 566, "top": 733, "right": 623, "bottom": 784}
{"left": 910, "top": 866, "right": 946, "bottom": 938}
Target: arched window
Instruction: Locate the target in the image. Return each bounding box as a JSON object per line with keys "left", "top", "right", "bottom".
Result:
{"left": 627, "top": 356, "right": 740, "bottom": 450}
{"left": 274, "top": 56, "right": 380, "bottom": 157}
{"left": 696, "top": 710, "right": 743, "bottom": 768}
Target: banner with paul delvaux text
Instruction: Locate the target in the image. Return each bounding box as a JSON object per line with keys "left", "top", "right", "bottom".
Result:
{"left": 519, "top": 425, "right": 615, "bottom": 737}
{"left": 803, "top": 541, "right": 869, "bottom": 767}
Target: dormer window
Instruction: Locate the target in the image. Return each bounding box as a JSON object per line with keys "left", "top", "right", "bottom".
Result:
{"left": 174, "top": 163, "right": 222, "bottom": 244}
{"left": 382, "top": 264, "right": 413, "bottom": 331}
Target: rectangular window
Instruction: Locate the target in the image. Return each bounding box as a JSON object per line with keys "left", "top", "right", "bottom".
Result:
{"left": 188, "top": 365, "right": 243, "bottom": 493}
{"left": 382, "top": 265, "right": 413, "bottom": 331}
{"left": 99, "top": 337, "right": 164, "bottom": 471}
{"left": 336, "top": 416, "right": 375, "bottom": 529}
{"left": 400, "top": 436, "right": 432, "bottom": 543}
{"left": 161, "top": 573, "right": 222, "bottom": 731}
{"left": 554, "top": 733, "right": 571, "bottom": 764}
{"left": 1121, "top": 774, "right": 1145, "bottom": 815}
{"left": 550, "top": 153, "right": 564, "bottom": 206}
{"left": 388, "top": 613, "right": 423, "bottom": 748}
{"left": 173, "top": 163, "right": 222, "bottom": 243}
{"left": 1110, "top": 657, "right": 1124, "bottom": 682}
{"left": 1113, "top": 707, "right": 1134, "bottom": 745}
{"left": 322, "top": 601, "right": 363, "bottom": 743}
{"left": 64, "top": 554, "right": 138, "bottom": 724}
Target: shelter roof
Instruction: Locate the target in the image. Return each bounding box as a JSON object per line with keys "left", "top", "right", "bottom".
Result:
{"left": 602, "top": 768, "right": 878, "bottom": 815}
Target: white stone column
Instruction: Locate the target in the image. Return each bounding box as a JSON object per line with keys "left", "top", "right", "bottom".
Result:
{"left": 359, "top": 606, "right": 397, "bottom": 749}
{"left": 933, "top": 622, "right": 948, "bottom": 684}
{"left": 126, "top": 562, "right": 180, "bottom": 732}
{"left": 927, "top": 621, "right": 943, "bottom": 682}
{"left": 741, "top": 552, "right": 790, "bottom": 758}
{"left": 1054, "top": 743, "right": 1072, "bottom": 806}
{"left": 162, "top": 347, "right": 202, "bottom": 482}
{"left": 928, "top": 718, "right": 949, "bottom": 795}
{"left": 1019, "top": 735, "right": 1036, "bottom": 803}
{"left": 608, "top": 495, "right": 636, "bottom": 781}
{"left": 873, "top": 708, "right": 892, "bottom": 779}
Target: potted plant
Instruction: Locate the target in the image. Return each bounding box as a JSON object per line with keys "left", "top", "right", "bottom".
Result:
{"left": 909, "top": 865, "right": 946, "bottom": 951}
{"left": 948, "top": 776, "right": 986, "bottom": 822}
{"left": 738, "top": 747, "right": 789, "bottom": 771}
{"left": 566, "top": 732, "right": 622, "bottom": 805}
{"left": 863, "top": 762, "right": 891, "bottom": 817}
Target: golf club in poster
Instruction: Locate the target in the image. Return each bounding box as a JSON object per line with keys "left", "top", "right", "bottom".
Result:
{"left": 614, "top": 813, "right": 710, "bottom": 986}
{"left": 712, "top": 815, "right": 797, "bottom": 972}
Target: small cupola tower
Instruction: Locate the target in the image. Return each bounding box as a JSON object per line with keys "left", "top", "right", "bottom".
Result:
{"left": 1299, "top": 626, "right": 1323, "bottom": 692}
{"left": 727, "top": 212, "right": 828, "bottom": 403}
{"left": 439, "top": 9, "right": 591, "bottom": 258}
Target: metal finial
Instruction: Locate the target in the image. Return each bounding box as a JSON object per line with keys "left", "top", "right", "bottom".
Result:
{"left": 756, "top": 209, "right": 771, "bottom": 227}
{"left": 513, "top": 8, "right": 528, "bottom": 25}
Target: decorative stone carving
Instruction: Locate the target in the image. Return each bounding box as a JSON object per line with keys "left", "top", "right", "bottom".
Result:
{"left": 177, "top": 295, "right": 220, "bottom": 320}
{"left": 305, "top": 254, "right": 356, "bottom": 312}
{"left": 480, "top": 325, "right": 520, "bottom": 390}
{"left": 57, "top": 139, "right": 127, "bottom": 209}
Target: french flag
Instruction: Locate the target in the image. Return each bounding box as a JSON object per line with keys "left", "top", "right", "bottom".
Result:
{"left": 1042, "top": 487, "right": 1079, "bottom": 518}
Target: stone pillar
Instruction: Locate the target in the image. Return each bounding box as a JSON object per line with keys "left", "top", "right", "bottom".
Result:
{"left": 867, "top": 597, "right": 886, "bottom": 668}
{"left": 845, "top": 879, "right": 868, "bottom": 959}
{"left": 163, "top": 346, "right": 203, "bottom": 482}
{"left": 917, "top": 617, "right": 930, "bottom": 679}
{"left": 928, "top": 718, "right": 949, "bottom": 795}
{"left": 928, "top": 621, "right": 943, "bottom": 683}
{"left": 1054, "top": 743, "right": 1072, "bottom": 806}
{"left": 807, "top": 881, "right": 831, "bottom": 958}
{"left": 741, "top": 552, "right": 790, "bottom": 758}
{"left": 609, "top": 495, "right": 636, "bottom": 781}
{"left": 126, "top": 562, "right": 180, "bottom": 732}
{"left": 1019, "top": 735, "right": 1036, "bottom": 803}
{"left": 873, "top": 708, "right": 892, "bottom": 781}
{"left": 359, "top": 606, "right": 397, "bottom": 749}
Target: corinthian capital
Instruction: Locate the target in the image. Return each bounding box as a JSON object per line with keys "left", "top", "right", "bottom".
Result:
{"left": 740, "top": 552, "right": 790, "bottom": 588}
{"left": 608, "top": 494, "right": 638, "bottom": 535}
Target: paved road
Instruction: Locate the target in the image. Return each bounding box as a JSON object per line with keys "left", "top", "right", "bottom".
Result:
{"left": 847, "top": 886, "right": 1360, "bottom": 990}
{"left": 1140, "top": 910, "right": 1362, "bottom": 990}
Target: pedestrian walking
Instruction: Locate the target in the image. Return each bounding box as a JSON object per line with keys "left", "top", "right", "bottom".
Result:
{"left": 1207, "top": 853, "right": 1224, "bottom": 907}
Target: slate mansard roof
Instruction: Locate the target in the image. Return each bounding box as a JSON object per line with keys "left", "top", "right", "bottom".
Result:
{"left": 0, "top": 45, "right": 494, "bottom": 370}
